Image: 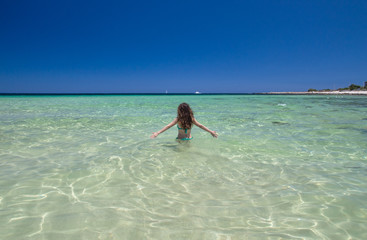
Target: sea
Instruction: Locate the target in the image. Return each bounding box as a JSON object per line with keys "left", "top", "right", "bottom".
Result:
{"left": 0, "top": 94, "right": 366, "bottom": 239}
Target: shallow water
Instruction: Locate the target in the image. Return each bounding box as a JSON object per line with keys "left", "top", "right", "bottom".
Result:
{"left": 0, "top": 95, "right": 366, "bottom": 239}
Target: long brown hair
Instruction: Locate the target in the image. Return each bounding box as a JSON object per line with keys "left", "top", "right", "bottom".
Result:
{"left": 177, "top": 103, "right": 194, "bottom": 129}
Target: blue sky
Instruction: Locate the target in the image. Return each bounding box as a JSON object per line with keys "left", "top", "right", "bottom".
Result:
{"left": 1, "top": 0, "right": 366, "bottom": 93}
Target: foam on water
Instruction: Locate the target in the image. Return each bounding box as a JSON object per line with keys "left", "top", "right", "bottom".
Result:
{"left": 0, "top": 95, "right": 367, "bottom": 239}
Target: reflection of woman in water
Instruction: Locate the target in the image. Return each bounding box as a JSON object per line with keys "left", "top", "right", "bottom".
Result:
{"left": 150, "top": 103, "right": 218, "bottom": 140}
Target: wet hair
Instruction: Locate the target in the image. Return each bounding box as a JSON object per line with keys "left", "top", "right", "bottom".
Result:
{"left": 177, "top": 103, "right": 194, "bottom": 129}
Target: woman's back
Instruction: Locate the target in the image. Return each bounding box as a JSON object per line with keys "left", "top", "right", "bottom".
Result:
{"left": 176, "top": 122, "right": 192, "bottom": 140}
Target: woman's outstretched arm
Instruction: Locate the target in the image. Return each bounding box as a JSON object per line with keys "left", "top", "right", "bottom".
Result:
{"left": 150, "top": 118, "right": 178, "bottom": 138}
{"left": 193, "top": 118, "right": 218, "bottom": 138}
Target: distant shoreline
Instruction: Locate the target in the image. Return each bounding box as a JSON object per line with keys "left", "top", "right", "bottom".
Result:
{"left": 262, "top": 91, "right": 367, "bottom": 95}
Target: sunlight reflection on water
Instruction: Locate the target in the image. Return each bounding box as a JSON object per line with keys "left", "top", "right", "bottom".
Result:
{"left": 0, "top": 95, "right": 366, "bottom": 239}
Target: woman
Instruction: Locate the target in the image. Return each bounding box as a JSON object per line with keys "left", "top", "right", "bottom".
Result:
{"left": 150, "top": 103, "right": 218, "bottom": 140}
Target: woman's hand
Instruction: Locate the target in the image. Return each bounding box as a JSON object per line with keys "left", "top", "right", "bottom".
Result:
{"left": 211, "top": 131, "right": 218, "bottom": 138}
{"left": 150, "top": 132, "right": 159, "bottom": 139}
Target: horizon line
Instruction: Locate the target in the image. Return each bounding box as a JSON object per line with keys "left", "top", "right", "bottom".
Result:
{"left": 0, "top": 92, "right": 267, "bottom": 95}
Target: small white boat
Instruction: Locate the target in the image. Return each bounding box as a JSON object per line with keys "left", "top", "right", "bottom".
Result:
{"left": 195, "top": 91, "right": 201, "bottom": 94}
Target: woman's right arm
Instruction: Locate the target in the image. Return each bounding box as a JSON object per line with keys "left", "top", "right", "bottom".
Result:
{"left": 150, "top": 118, "right": 178, "bottom": 138}
{"left": 193, "top": 118, "right": 218, "bottom": 138}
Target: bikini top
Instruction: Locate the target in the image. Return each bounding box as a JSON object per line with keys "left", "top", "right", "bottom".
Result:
{"left": 177, "top": 125, "right": 189, "bottom": 134}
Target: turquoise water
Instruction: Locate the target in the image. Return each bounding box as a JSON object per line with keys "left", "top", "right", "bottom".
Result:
{"left": 0, "top": 95, "right": 366, "bottom": 239}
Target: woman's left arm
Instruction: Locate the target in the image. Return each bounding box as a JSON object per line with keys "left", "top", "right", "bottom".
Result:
{"left": 150, "top": 118, "right": 178, "bottom": 138}
{"left": 193, "top": 118, "right": 218, "bottom": 138}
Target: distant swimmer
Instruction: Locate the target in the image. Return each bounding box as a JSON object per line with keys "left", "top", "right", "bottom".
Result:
{"left": 150, "top": 103, "right": 218, "bottom": 140}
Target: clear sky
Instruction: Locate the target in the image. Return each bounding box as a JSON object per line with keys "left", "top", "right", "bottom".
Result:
{"left": 1, "top": 0, "right": 366, "bottom": 93}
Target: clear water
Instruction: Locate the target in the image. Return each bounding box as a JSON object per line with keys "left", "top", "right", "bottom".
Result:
{"left": 0, "top": 95, "right": 366, "bottom": 239}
